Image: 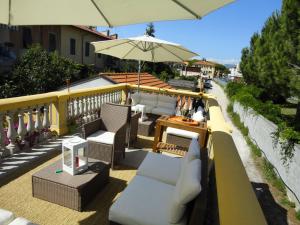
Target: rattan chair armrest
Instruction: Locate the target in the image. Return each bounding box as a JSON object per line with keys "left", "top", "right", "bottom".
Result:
{"left": 82, "top": 118, "right": 104, "bottom": 139}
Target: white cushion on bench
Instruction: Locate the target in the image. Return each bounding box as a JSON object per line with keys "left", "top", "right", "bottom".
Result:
{"left": 0, "top": 209, "right": 15, "bottom": 225}
{"left": 9, "top": 218, "right": 36, "bottom": 225}
{"left": 169, "top": 159, "right": 202, "bottom": 223}
{"left": 109, "top": 175, "right": 186, "bottom": 225}
{"left": 137, "top": 152, "right": 181, "bottom": 186}
{"left": 166, "top": 127, "right": 199, "bottom": 139}
{"left": 86, "top": 130, "right": 115, "bottom": 145}
{"left": 151, "top": 107, "right": 175, "bottom": 116}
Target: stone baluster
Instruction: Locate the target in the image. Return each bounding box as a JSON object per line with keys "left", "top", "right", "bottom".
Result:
{"left": 42, "top": 104, "right": 50, "bottom": 140}
{"left": 83, "top": 97, "right": 89, "bottom": 123}
{"left": 74, "top": 98, "right": 79, "bottom": 118}
{"left": 87, "top": 96, "right": 92, "bottom": 122}
{"left": 34, "top": 106, "right": 42, "bottom": 143}
{"left": 6, "top": 111, "right": 19, "bottom": 154}
{"left": 69, "top": 99, "right": 74, "bottom": 118}
{"left": 17, "top": 110, "right": 26, "bottom": 148}
{"left": 90, "top": 95, "right": 95, "bottom": 120}
{"left": 78, "top": 97, "right": 84, "bottom": 124}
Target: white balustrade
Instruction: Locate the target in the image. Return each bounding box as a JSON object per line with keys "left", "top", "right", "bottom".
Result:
{"left": 42, "top": 105, "right": 50, "bottom": 140}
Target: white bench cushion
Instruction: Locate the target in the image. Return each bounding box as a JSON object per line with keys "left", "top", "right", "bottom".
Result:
{"left": 140, "top": 93, "right": 157, "bottom": 107}
{"left": 9, "top": 218, "right": 36, "bottom": 225}
{"left": 169, "top": 159, "right": 202, "bottom": 223}
{"left": 0, "top": 209, "right": 15, "bottom": 225}
{"left": 166, "top": 127, "right": 199, "bottom": 139}
{"left": 86, "top": 130, "right": 115, "bottom": 145}
{"left": 131, "top": 93, "right": 141, "bottom": 105}
{"left": 137, "top": 152, "right": 181, "bottom": 186}
{"left": 156, "top": 95, "right": 177, "bottom": 109}
{"left": 109, "top": 175, "right": 186, "bottom": 225}
{"left": 151, "top": 107, "right": 175, "bottom": 116}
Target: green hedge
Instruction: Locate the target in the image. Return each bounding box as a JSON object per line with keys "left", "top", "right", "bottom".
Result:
{"left": 226, "top": 82, "right": 300, "bottom": 164}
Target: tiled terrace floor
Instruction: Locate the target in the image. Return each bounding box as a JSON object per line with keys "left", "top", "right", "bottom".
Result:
{"left": 0, "top": 134, "right": 171, "bottom": 225}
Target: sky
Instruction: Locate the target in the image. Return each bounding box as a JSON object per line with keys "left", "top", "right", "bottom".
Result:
{"left": 97, "top": 0, "right": 282, "bottom": 65}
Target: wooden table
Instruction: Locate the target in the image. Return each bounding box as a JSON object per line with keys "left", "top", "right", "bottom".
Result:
{"left": 152, "top": 115, "right": 208, "bottom": 153}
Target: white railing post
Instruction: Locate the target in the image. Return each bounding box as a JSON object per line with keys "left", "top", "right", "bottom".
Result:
{"left": 6, "top": 111, "right": 19, "bottom": 154}
{"left": 43, "top": 104, "right": 50, "bottom": 140}
{"left": 34, "top": 106, "right": 42, "bottom": 143}
{"left": 17, "top": 110, "right": 26, "bottom": 148}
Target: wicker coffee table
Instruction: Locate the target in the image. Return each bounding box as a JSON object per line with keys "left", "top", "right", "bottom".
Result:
{"left": 137, "top": 117, "right": 156, "bottom": 136}
{"left": 32, "top": 159, "right": 110, "bottom": 211}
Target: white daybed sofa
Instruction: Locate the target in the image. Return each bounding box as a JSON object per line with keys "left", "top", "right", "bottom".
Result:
{"left": 0, "top": 209, "right": 37, "bottom": 225}
{"left": 131, "top": 92, "right": 177, "bottom": 116}
{"left": 109, "top": 138, "right": 207, "bottom": 225}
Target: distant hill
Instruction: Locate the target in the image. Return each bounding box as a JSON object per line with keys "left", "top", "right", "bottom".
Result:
{"left": 224, "top": 64, "right": 236, "bottom": 69}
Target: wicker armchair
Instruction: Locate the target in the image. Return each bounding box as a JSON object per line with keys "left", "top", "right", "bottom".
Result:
{"left": 82, "top": 103, "right": 130, "bottom": 168}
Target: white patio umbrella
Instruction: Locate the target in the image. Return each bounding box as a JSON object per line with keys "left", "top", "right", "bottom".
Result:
{"left": 0, "top": 0, "right": 235, "bottom": 26}
{"left": 91, "top": 35, "right": 198, "bottom": 89}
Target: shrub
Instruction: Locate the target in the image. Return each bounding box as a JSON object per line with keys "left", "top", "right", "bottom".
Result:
{"left": 0, "top": 44, "right": 92, "bottom": 98}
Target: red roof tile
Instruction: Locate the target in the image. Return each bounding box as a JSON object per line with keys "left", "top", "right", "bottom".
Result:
{"left": 73, "top": 26, "right": 112, "bottom": 40}
{"left": 100, "top": 72, "right": 173, "bottom": 89}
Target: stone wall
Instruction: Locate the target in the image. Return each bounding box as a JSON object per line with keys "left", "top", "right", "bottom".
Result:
{"left": 233, "top": 102, "right": 300, "bottom": 209}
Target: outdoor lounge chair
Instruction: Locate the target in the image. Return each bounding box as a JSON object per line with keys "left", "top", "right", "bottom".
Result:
{"left": 109, "top": 138, "right": 208, "bottom": 225}
{"left": 82, "top": 103, "right": 130, "bottom": 168}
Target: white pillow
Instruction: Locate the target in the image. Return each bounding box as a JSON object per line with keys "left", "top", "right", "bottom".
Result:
{"left": 156, "top": 95, "right": 177, "bottom": 109}
{"left": 131, "top": 93, "right": 140, "bottom": 105}
{"left": 169, "top": 159, "right": 202, "bottom": 223}
{"left": 192, "top": 111, "right": 204, "bottom": 122}
{"left": 180, "top": 138, "right": 201, "bottom": 172}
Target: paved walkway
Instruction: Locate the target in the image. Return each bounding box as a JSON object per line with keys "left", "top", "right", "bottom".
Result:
{"left": 207, "top": 81, "right": 264, "bottom": 183}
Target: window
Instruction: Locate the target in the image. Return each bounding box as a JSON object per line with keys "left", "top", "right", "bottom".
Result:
{"left": 22, "top": 27, "right": 32, "bottom": 48}
{"left": 85, "top": 42, "right": 90, "bottom": 57}
{"left": 70, "top": 38, "right": 76, "bottom": 55}
{"left": 48, "top": 33, "right": 57, "bottom": 52}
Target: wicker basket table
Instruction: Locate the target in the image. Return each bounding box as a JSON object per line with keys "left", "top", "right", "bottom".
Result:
{"left": 32, "top": 159, "right": 110, "bottom": 211}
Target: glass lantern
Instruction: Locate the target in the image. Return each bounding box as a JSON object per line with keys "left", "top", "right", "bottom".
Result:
{"left": 62, "top": 137, "right": 88, "bottom": 175}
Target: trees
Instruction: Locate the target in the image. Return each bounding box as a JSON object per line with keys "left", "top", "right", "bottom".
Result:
{"left": 0, "top": 45, "right": 83, "bottom": 98}
{"left": 240, "top": 0, "right": 299, "bottom": 104}
{"left": 145, "top": 22, "right": 155, "bottom": 37}
{"left": 215, "top": 63, "right": 230, "bottom": 76}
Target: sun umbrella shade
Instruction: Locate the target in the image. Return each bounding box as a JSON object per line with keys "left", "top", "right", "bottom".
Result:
{"left": 0, "top": 0, "right": 234, "bottom": 26}
{"left": 91, "top": 35, "right": 198, "bottom": 62}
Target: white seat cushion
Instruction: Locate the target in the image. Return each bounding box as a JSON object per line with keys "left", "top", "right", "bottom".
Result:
{"left": 9, "top": 218, "right": 36, "bottom": 225}
{"left": 133, "top": 104, "right": 154, "bottom": 113}
{"left": 169, "top": 159, "right": 202, "bottom": 223}
{"left": 137, "top": 152, "right": 182, "bottom": 186}
{"left": 157, "top": 95, "right": 177, "bottom": 109}
{"left": 151, "top": 107, "right": 176, "bottom": 116}
{"left": 109, "top": 175, "right": 186, "bottom": 225}
{"left": 140, "top": 93, "right": 158, "bottom": 107}
{"left": 131, "top": 93, "right": 141, "bottom": 105}
{"left": 86, "top": 130, "right": 115, "bottom": 145}
{"left": 166, "top": 127, "right": 199, "bottom": 139}
{"left": 0, "top": 209, "right": 15, "bottom": 225}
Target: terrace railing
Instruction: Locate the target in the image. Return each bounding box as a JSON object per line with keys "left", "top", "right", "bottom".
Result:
{"left": 0, "top": 83, "right": 267, "bottom": 225}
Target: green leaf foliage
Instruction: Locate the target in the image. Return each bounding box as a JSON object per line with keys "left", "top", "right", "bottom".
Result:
{"left": 240, "top": 0, "right": 300, "bottom": 104}
{"left": 0, "top": 45, "right": 95, "bottom": 98}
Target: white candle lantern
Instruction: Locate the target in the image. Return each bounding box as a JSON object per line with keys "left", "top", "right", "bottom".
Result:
{"left": 62, "top": 137, "right": 88, "bottom": 175}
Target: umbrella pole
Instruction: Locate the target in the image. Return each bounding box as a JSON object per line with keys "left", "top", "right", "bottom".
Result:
{"left": 138, "top": 60, "right": 141, "bottom": 92}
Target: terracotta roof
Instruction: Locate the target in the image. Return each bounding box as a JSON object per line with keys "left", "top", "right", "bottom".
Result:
{"left": 193, "top": 60, "right": 216, "bottom": 66}
{"left": 73, "top": 26, "right": 112, "bottom": 40}
{"left": 101, "top": 73, "right": 173, "bottom": 89}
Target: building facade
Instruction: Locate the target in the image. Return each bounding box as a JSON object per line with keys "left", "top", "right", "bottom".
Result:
{"left": 0, "top": 24, "right": 113, "bottom": 70}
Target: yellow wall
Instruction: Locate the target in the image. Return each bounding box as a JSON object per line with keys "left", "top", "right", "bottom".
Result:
{"left": 60, "top": 26, "right": 105, "bottom": 68}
